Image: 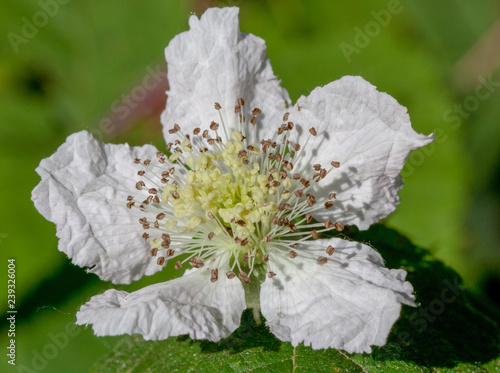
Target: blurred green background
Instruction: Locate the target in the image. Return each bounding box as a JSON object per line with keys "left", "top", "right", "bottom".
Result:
{"left": 1, "top": 0, "right": 500, "bottom": 371}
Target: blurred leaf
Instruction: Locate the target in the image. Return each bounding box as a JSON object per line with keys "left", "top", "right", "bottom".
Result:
{"left": 91, "top": 225, "right": 500, "bottom": 372}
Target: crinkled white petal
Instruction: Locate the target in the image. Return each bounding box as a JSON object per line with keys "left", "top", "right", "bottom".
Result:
{"left": 32, "top": 131, "right": 161, "bottom": 284}
{"left": 261, "top": 237, "right": 415, "bottom": 353}
{"left": 290, "top": 76, "right": 434, "bottom": 229}
{"left": 162, "top": 7, "right": 290, "bottom": 142}
{"left": 76, "top": 258, "right": 246, "bottom": 342}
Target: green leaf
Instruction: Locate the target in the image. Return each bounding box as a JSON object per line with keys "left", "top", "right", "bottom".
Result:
{"left": 91, "top": 225, "right": 500, "bottom": 372}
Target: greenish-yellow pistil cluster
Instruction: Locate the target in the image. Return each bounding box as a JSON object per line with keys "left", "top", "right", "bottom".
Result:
{"left": 127, "top": 99, "right": 343, "bottom": 285}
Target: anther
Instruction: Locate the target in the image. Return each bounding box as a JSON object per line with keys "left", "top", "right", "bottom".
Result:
{"left": 306, "top": 194, "right": 316, "bottom": 207}
{"left": 305, "top": 213, "right": 312, "bottom": 223}
{"left": 135, "top": 181, "right": 145, "bottom": 190}
{"left": 156, "top": 213, "right": 166, "bottom": 220}
{"left": 326, "top": 245, "right": 335, "bottom": 256}
{"left": 126, "top": 201, "right": 135, "bottom": 209}
{"left": 193, "top": 128, "right": 201, "bottom": 135}
{"left": 137, "top": 170, "right": 145, "bottom": 176}
{"left": 156, "top": 151, "right": 165, "bottom": 158}
{"left": 268, "top": 272, "right": 277, "bottom": 278}
{"left": 175, "top": 261, "right": 182, "bottom": 270}
{"left": 189, "top": 256, "right": 204, "bottom": 268}
{"left": 210, "top": 121, "right": 219, "bottom": 131}
{"left": 134, "top": 158, "right": 141, "bottom": 164}
{"left": 202, "top": 130, "right": 209, "bottom": 138}
{"left": 293, "top": 173, "right": 301, "bottom": 180}
{"left": 168, "top": 124, "right": 180, "bottom": 134}
{"left": 237, "top": 98, "right": 245, "bottom": 106}
{"left": 148, "top": 188, "right": 157, "bottom": 195}
{"left": 311, "top": 230, "right": 318, "bottom": 239}
{"left": 150, "top": 248, "right": 158, "bottom": 257}
{"left": 262, "top": 254, "right": 269, "bottom": 262}
{"left": 289, "top": 250, "right": 298, "bottom": 258}
{"left": 142, "top": 233, "right": 149, "bottom": 240}
{"left": 234, "top": 105, "right": 241, "bottom": 113}
{"left": 153, "top": 196, "right": 160, "bottom": 203}
{"left": 252, "top": 108, "right": 261, "bottom": 115}
{"left": 208, "top": 232, "right": 214, "bottom": 240}
{"left": 325, "top": 220, "right": 334, "bottom": 228}
{"left": 331, "top": 161, "right": 340, "bottom": 168}
{"left": 157, "top": 257, "right": 165, "bottom": 265}
{"left": 211, "top": 268, "right": 219, "bottom": 283}
{"left": 226, "top": 271, "right": 236, "bottom": 279}
{"left": 293, "top": 143, "right": 301, "bottom": 152}
{"left": 238, "top": 271, "right": 250, "bottom": 284}
{"left": 143, "top": 159, "right": 151, "bottom": 166}
{"left": 313, "top": 164, "right": 321, "bottom": 171}
{"left": 335, "top": 222, "right": 345, "bottom": 231}
{"left": 317, "top": 256, "right": 327, "bottom": 264}
{"left": 283, "top": 112, "right": 290, "bottom": 121}
{"left": 214, "top": 102, "right": 222, "bottom": 110}
{"left": 166, "top": 249, "right": 175, "bottom": 257}
{"left": 324, "top": 201, "right": 334, "bottom": 209}
{"left": 265, "top": 236, "right": 272, "bottom": 242}
{"left": 278, "top": 203, "right": 291, "bottom": 211}
{"left": 309, "top": 127, "right": 318, "bottom": 136}
{"left": 328, "top": 193, "right": 336, "bottom": 200}
{"left": 294, "top": 190, "right": 304, "bottom": 198}
{"left": 154, "top": 221, "right": 160, "bottom": 229}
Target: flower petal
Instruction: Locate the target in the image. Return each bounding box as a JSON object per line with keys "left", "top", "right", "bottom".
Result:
{"left": 161, "top": 7, "right": 290, "bottom": 142}
{"left": 260, "top": 237, "right": 415, "bottom": 353}
{"left": 290, "top": 76, "right": 434, "bottom": 229}
{"left": 32, "top": 131, "right": 161, "bottom": 284}
{"left": 76, "top": 259, "right": 246, "bottom": 342}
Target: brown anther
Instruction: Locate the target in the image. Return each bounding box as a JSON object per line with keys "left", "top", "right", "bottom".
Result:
{"left": 294, "top": 190, "right": 304, "bottom": 198}
{"left": 326, "top": 245, "right": 335, "bottom": 256}
{"left": 265, "top": 235, "right": 272, "bottom": 243}
{"left": 153, "top": 196, "right": 160, "bottom": 203}
{"left": 202, "top": 130, "right": 209, "bottom": 138}
{"left": 293, "top": 143, "right": 301, "bottom": 152}
{"left": 288, "top": 223, "right": 297, "bottom": 232}
{"left": 307, "top": 194, "right": 316, "bottom": 207}
{"left": 156, "top": 213, "right": 166, "bottom": 220}
{"left": 283, "top": 112, "right": 290, "bottom": 121}
{"left": 143, "top": 195, "right": 153, "bottom": 204}
{"left": 156, "top": 151, "right": 165, "bottom": 158}
{"left": 193, "top": 128, "right": 201, "bottom": 135}
{"left": 139, "top": 217, "right": 148, "bottom": 224}
{"left": 238, "top": 150, "right": 248, "bottom": 158}
{"left": 275, "top": 153, "right": 282, "bottom": 163}
{"left": 331, "top": 161, "right": 340, "bottom": 168}
{"left": 161, "top": 233, "right": 171, "bottom": 241}
{"left": 279, "top": 169, "right": 288, "bottom": 179}
{"left": 166, "top": 143, "right": 173, "bottom": 152}
{"left": 309, "top": 127, "right": 317, "bottom": 136}
{"left": 210, "top": 121, "right": 219, "bottom": 131}
{"left": 171, "top": 191, "right": 179, "bottom": 200}
{"left": 137, "top": 170, "right": 145, "bottom": 176}
{"left": 272, "top": 181, "right": 280, "bottom": 187}
{"left": 324, "top": 201, "right": 334, "bottom": 209}
{"left": 268, "top": 174, "right": 274, "bottom": 182}
{"left": 154, "top": 221, "right": 160, "bottom": 229}
{"left": 287, "top": 121, "right": 294, "bottom": 130}
{"left": 252, "top": 108, "right": 261, "bottom": 115}
{"left": 161, "top": 178, "right": 168, "bottom": 184}
{"left": 226, "top": 271, "right": 236, "bottom": 279}
{"left": 135, "top": 181, "right": 145, "bottom": 190}
{"left": 168, "top": 124, "right": 180, "bottom": 134}
{"left": 148, "top": 188, "right": 157, "bottom": 195}
{"left": 234, "top": 104, "right": 241, "bottom": 113}
{"left": 144, "top": 159, "right": 151, "bottom": 166}
{"left": 269, "top": 166, "right": 277, "bottom": 173}
{"left": 278, "top": 203, "right": 291, "bottom": 211}
{"left": 126, "top": 201, "right": 135, "bottom": 209}
{"left": 293, "top": 173, "right": 301, "bottom": 180}
{"left": 237, "top": 98, "right": 245, "bottom": 106}
{"left": 189, "top": 256, "right": 204, "bottom": 268}
{"left": 238, "top": 271, "right": 250, "bottom": 284}
{"left": 313, "top": 164, "right": 321, "bottom": 171}
{"left": 335, "top": 222, "right": 345, "bottom": 231}
{"left": 166, "top": 249, "right": 175, "bottom": 257}
{"left": 142, "top": 232, "right": 149, "bottom": 240}
{"left": 288, "top": 250, "right": 298, "bottom": 258}
{"left": 211, "top": 268, "right": 219, "bottom": 283}
{"left": 150, "top": 248, "right": 158, "bottom": 257}
{"left": 317, "top": 256, "right": 328, "bottom": 264}
{"left": 158, "top": 157, "right": 165, "bottom": 164}
{"left": 325, "top": 220, "right": 334, "bottom": 229}
{"left": 127, "top": 195, "right": 134, "bottom": 201}
{"left": 320, "top": 169, "right": 327, "bottom": 178}
{"left": 214, "top": 102, "right": 222, "bottom": 110}
{"left": 311, "top": 230, "right": 319, "bottom": 239}
{"left": 289, "top": 244, "right": 295, "bottom": 248}
{"left": 268, "top": 272, "right": 277, "bottom": 278}
{"left": 240, "top": 238, "right": 249, "bottom": 246}
{"left": 161, "top": 241, "right": 170, "bottom": 249}
{"left": 175, "top": 261, "right": 182, "bottom": 270}
{"left": 208, "top": 232, "right": 214, "bottom": 240}
{"left": 134, "top": 158, "right": 141, "bottom": 164}
{"left": 236, "top": 220, "right": 246, "bottom": 227}
{"left": 262, "top": 254, "right": 269, "bottom": 262}
{"left": 305, "top": 212, "right": 312, "bottom": 223}
{"left": 157, "top": 257, "right": 165, "bottom": 265}
{"left": 243, "top": 254, "right": 248, "bottom": 263}
{"left": 285, "top": 162, "right": 293, "bottom": 171}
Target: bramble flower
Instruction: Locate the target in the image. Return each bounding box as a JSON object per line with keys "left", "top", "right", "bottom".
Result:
{"left": 32, "top": 7, "right": 433, "bottom": 353}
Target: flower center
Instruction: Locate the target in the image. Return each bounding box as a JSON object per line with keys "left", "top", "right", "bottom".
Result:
{"left": 127, "top": 99, "right": 344, "bottom": 283}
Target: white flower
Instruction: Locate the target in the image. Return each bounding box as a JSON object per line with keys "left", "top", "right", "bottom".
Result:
{"left": 32, "top": 7, "right": 433, "bottom": 353}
